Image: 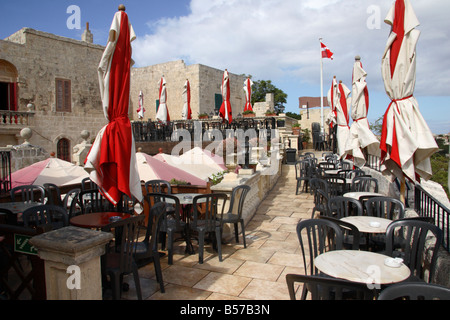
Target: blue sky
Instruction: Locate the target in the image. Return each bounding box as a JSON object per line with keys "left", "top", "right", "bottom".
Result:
{"left": 2, "top": 0, "right": 449, "bottom": 134}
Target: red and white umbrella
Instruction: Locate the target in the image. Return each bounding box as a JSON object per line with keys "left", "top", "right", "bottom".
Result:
{"left": 219, "top": 69, "right": 232, "bottom": 124}
{"left": 326, "top": 76, "right": 338, "bottom": 129}
{"left": 182, "top": 79, "right": 192, "bottom": 120}
{"left": 344, "top": 56, "right": 379, "bottom": 167}
{"left": 137, "top": 91, "right": 145, "bottom": 119}
{"left": 243, "top": 77, "right": 253, "bottom": 112}
{"left": 380, "top": 0, "right": 437, "bottom": 183}
{"left": 156, "top": 76, "right": 170, "bottom": 123}
{"left": 85, "top": 6, "right": 143, "bottom": 205}
{"left": 335, "top": 80, "right": 351, "bottom": 159}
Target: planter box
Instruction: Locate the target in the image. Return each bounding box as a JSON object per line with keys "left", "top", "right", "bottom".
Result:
{"left": 243, "top": 113, "right": 256, "bottom": 118}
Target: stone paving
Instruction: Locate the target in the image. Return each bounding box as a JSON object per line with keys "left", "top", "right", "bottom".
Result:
{"left": 122, "top": 154, "right": 318, "bottom": 300}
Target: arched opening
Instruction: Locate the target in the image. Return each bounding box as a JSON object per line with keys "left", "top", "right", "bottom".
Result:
{"left": 0, "top": 59, "right": 19, "bottom": 111}
{"left": 57, "top": 138, "right": 71, "bottom": 162}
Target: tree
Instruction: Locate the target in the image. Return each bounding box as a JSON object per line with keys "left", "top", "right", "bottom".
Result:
{"left": 250, "top": 78, "right": 287, "bottom": 113}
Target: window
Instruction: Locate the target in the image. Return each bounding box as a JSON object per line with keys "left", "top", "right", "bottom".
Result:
{"left": 56, "top": 79, "right": 71, "bottom": 112}
{"left": 57, "top": 138, "right": 71, "bottom": 162}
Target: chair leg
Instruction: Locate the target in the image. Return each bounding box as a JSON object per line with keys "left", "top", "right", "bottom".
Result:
{"left": 296, "top": 180, "right": 300, "bottom": 195}
{"left": 234, "top": 223, "right": 239, "bottom": 243}
{"left": 240, "top": 219, "right": 247, "bottom": 248}
{"left": 198, "top": 231, "right": 205, "bottom": 264}
{"left": 152, "top": 251, "right": 165, "bottom": 293}
{"left": 215, "top": 227, "right": 222, "bottom": 262}
{"left": 132, "top": 262, "right": 142, "bottom": 300}
{"left": 167, "top": 230, "right": 173, "bottom": 265}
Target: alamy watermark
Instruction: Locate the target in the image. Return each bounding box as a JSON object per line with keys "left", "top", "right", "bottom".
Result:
{"left": 66, "top": 5, "right": 81, "bottom": 30}
{"left": 366, "top": 5, "right": 381, "bottom": 30}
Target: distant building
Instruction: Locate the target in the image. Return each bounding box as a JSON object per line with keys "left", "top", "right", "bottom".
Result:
{"left": 298, "top": 96, "right": 331, "bottom": 132}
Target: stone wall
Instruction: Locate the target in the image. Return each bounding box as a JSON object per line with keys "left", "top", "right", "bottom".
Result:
{"left": 0, "top": 28, "right": 107, "bottom": 155}
{"left": 130, "top": 61, "right": 246, "bottom": 121}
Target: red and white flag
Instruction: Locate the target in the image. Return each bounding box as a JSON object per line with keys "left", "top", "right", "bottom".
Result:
{"left": 321, "top": 41, "right": 334, "bottom": 60}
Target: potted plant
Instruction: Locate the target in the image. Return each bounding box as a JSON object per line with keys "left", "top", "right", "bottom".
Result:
{"left": 243, "top": 110, "right": 256, "bottom": 117}
{"left": 302, "top": 128, "right": 311, "bottom": 149}
{"left": 198, "top": 113, "right": 209, "bottom": 119}
{"left": 292, "top": 123, "right": 301, "bottom": 135}
{"left": 265, "top": 110, "right": 277, "bottom": 117}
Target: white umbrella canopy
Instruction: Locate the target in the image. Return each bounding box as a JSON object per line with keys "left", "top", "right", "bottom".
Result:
{"left": 344, "top": 56, "right": 380, "bottom": 167}
{"left": 153, "top": 152, "right": 224, "bottom": 181}
{"left": 137, "top": 91, "right": 145, "bottom": 119}
{"left": 325, "top": 76, "right": 338, "bottom": 129}
{"left": 181, "top": 79, "right": 192, "bottom": 120}
{"left": 335, "top": 81, "right": 351, "bottom": 159}
{"left": 11, "top": 157, "right": 89, "bottom": 189}
{"left": 136, "top": 152, "right": 207, "bottom": 186}
{"left": 179, "top": 147, "right": 228, "bottom": 172}
{"left": 380, "top": 0, "right": 438, "bottom": 182}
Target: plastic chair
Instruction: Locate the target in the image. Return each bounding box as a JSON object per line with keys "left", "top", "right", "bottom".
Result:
{"left": 10, "top": 185, "right": 46, "bottom": 203}
{"left": 78, "top": 189, "right": 115, "bottom": 214}
{"left": 190, "top": 193, "right": 227, "bottom": 264}
{"left": 81, "top": 177, "right": 98, "bottom": 191}
{"left": 311, "top": 188, "right": 330, "bottom": 219}
{"left": 43, "top": 183, "right": 63, "bottom": 206}
{"left": 22, "top": 204, "right": 69, "bottom": 230}
{"left": 220, "top": 185, "right": 251, "bottom": 248}
{"left": 103, "top": 214, "right": 146, "bottom": 300}
{"left": 329, "top": 196, "right": 363, "bottom": 219}
{"left": 286, "top": 274, "right": 375, "bottom": 300}
{"left": 0, "top": 208, "right": 16, "bottom": 225}
{"left": 351, "top": 176, "right": 379, "bottom": 193}
{"left": 385, "top": 219, "right": 443, "bottom": 283}
{"left": 377, "top": 282, "right": 450, "bottom": 300}
{"left": 323, "top": 176, "right": 346, "bottom": 197}
{"left": 319, "top": 216, "right": 363, "bottom": 250}
{"left": 146, "top": 193, "right": 187, "bottom": 265}
{"left": 365, "top": 197, "right": 405, "bottom": 220}
{"left": 296, "top": 219, "right": 343, "bottom": 300}
{"left": 295, "top": 160, "right": 311, "bottom": 194}
{"left": 309, "top": 177, "right": 328, "bottom": 196}
{"left": 144, "top": 180, "right": 172, "bottom": 195}
{"left": 133, "top": 202, "right": 166, "bottom": 292}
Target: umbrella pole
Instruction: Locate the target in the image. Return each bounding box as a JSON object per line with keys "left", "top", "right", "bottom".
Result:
{"left": 400, "top": 176, "right": 406, "bottom": 205}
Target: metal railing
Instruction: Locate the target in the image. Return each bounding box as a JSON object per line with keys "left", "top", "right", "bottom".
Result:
{"left": 414, "top": 184, "right": 450, "bottom": 252}
{"left": 0, "top": 150, "right": 12, "bottom": 195}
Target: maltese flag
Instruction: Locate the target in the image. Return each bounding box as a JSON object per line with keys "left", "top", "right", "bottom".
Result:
{"left": 321, "top": 41, "right": 334, "bottom": 60}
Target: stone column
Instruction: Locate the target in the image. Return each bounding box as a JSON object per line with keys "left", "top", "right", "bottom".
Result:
{"left": 30, "top": 226, "right": 113, "bottom": 300}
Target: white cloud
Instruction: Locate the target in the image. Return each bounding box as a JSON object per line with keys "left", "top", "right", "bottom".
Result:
{"left": 132, "top": 0, "right": 450, "bottom": 105}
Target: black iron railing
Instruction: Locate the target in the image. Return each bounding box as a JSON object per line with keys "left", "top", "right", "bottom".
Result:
{"left": 414, "top": 184, "right": 450, "bottom": 252}
{"left": 0, "top": 150, "right": 12, "bottom": 195}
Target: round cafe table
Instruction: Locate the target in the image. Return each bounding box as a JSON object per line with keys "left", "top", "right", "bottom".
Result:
{"left": 314, "top": 250, "right": 410, "bottom": 285}
{"left": 341, "top": 216, "right": 392, "bottom": 234}
{"left": 70, "top": 212, "right": 131, "bottom": 230}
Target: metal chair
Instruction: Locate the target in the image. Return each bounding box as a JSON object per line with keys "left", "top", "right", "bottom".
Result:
{"left": 377, "top": 282, "right": 450, "bottom": 300}
{"left": 190, "top": 193, "right": 227, "bottom": 264}
{"left": 22, "top": 204, "right": 69, "bottom": 230}
{"left": 296, "top": 218, "right": 344, "bottom": 300}
{"left": 10, "top": 185, "right": 46, "bottom": 204}
{"left": 103, "top": 214, "right": 146, "bottom": 300}
{"left": 286, "top": 274, "right": 375, "bottom": 300}
{"left": 220, "top": 185, "right": 251, "bottom": 248}
{"left": 385, "top": 219, "right": 443, "bottom": 283}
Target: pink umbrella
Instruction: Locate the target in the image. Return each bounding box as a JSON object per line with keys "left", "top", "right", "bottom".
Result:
{"left": 335, "top": 80, "right": 351, "bottom": 159}
{"left": 344, "top": 56, "right": 379, "bottom": 167}
{"left": 219, "top": 69, "right": 232, "bottom": 124}
{"left": 85, "top": 6, "right": 143, "bottom": 205}
{"left": 136, "top": 152, "right": 207, "bottom": 186}
{"left": 380, "top": 0, "right": 438, "bottom": 185}
{"left": 10, "top": 157, "right": 89, "bottom": 189}
{"left": 243, "top": 77, "right": 253, "bottom": 112}
{"left": 156, "top": 76, "right": 170, "bottom": 123}
{"left": 182, "top": 79, "right": 192, "bottom": 120}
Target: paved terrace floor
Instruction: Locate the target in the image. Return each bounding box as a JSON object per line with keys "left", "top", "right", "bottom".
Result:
{"left": 121, "top": 150, "right": 321, "bottom": 300}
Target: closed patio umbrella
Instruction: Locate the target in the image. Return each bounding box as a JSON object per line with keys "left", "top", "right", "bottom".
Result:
{"left": 181, "top": 79, "right": 192, "bottom": 120}
{"left": 326, "top": 76, "right": 338, "bottom": 153}
{"left": 335, "top": 80, "right": 351, "bottom": 159}
{"left": 156, "top": 76, "right": 170, "bottom": 123}
{"left": 380, "top": 0, "right": 438, "bottom": 187}
{"left": 137, "top": 91, "right": 145, "bottom": 119}
{"left": 344, "top": 56, "right": 380, "bottom": 167}
{"left": 243, "top": 77, "right": 253, "bottom": 112}
{"left": 84, "top": 5, "right": 143, "bottom": 205}
{"left": 219, "top": 69, "right": 232, "bottom": 124}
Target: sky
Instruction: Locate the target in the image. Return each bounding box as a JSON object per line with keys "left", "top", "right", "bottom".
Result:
{"left": 1, "top": 0, "right": 449, "bottom": 134}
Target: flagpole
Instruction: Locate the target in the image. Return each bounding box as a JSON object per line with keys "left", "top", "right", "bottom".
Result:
{"left": 319, "top": 38, "right": 324, "bottom": 134}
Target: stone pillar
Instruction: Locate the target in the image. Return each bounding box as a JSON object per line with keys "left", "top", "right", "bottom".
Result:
{"left": 29, "top": 226, "right": 113, "bottom": 300}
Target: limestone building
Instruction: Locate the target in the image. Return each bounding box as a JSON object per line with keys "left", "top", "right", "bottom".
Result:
{"left": 0, "top": 26, "right": 248, "bottom": 169}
